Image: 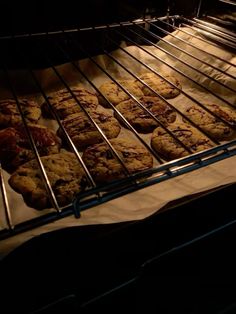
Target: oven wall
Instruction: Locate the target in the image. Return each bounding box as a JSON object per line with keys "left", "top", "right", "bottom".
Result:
{"left": 0, "top": 0, "right": 205, "bottom": 36}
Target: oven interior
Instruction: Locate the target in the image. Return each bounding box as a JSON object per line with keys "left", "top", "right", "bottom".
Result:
{"left": 1, "top": 0, "right": 236, "bottom": 312}
{"left": 0, "top": 0, "right": 236, "bottom": 240}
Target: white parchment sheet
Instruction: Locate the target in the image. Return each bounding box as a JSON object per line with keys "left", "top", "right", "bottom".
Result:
{"left": 0, "top": 27, "right": 235, "bottom": 257}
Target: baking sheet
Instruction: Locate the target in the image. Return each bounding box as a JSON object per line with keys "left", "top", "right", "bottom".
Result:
{"left": 0, "top": 27, "right": 236, "bottom": 257}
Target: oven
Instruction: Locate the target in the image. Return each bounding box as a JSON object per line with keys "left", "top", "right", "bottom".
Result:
{"left": 0, "top": 0, "right": 236, "bottom": 313}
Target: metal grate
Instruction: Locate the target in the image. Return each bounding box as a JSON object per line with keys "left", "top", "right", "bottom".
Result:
{"left": 0, "top": 16, "right": 236, "bottom": 240}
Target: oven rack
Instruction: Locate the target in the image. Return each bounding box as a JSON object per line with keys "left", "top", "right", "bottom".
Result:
{"left": 0, "top": 16, "right": 236, "bottom": 240}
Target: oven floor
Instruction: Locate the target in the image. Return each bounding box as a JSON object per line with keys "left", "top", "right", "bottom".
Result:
{"left": 1, "top": 183, "right": 236, "bottom": 313}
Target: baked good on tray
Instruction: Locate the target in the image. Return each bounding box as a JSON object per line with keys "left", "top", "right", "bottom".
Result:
{"left": 136, "top": 72, "right": 181, "bottom": 99}
{"left": 9, "top": 152, "right": 87, "bottom": 210}
{"left": 42, "top": 86, "right": 99, "bottom": 119}
{"left": 58, "top": 109, "right": 121, "bottom": 149}
{"left": 115, "top": 96, "right": 176, "bottom": 133}
{"left": 0, "top": 98, "right": 41, "bottom": 129}
{"left": 82, "top": 138, "right": 153, "bottom": 183}
{"left": 184, "top": 103, "right": 236, "bottom": 140}
{"left": 151, "top": 122, "right": 214, "bottom": 161}
{"left": 0, "top": 124, "right": 61, "bottom": 172}
{"left": 98, "top": 80, "right": 144, "bottom": 107}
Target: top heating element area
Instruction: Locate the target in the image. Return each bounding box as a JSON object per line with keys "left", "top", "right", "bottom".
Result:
{"left": 0, "top": 10, "right": 236, "bottom": 239}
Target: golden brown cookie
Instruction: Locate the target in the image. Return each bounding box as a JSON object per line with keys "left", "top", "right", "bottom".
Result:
{"left": 98, "top": 80, "right": 144, "bottom": 107}
{"left": 58, "top": 109, "right": 121, "bottom": 149}
{"left": 184, "top": 103, "right": 236, "bottom": 140}
{"left": 82, "top": 138, "right": 153, "bottom": 183}
{"left": 42, "top": 86, "right": 99, "bottom": 119}
{"left": 9, "top": 152, "right": 87, "bottom": 209}
{"left": 137, "top": 72, "right": 181, "bottom": 99}
{"left": 115, "top": 96, "right": 176, "bottom": 133}
{"left": 0, "top": 124, "right": 61, "bottom": 172}
{"left": 0, "top": 98, "right": 41, "bottom": 129}
{"left": 151, "top": 122, "right": 214, "bottom": 160}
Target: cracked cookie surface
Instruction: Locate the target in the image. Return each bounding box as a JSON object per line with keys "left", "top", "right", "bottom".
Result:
{"left": 82, "top": 138, "right": 153, "bottom": 183}
{"left": 151, "top": 122, "right": 214, "bottom": 160}
{"left": 9, "top": 152, "right": 87, "bottom": 209}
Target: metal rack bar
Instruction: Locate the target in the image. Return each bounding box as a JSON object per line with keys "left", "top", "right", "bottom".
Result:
{"left": 193, "top": 18, "right": 236, "bottom": 43}
{"left": 102, "top": 36, "right": 220, "bottom": 145}
{"left": 181, "top": 23, "right": 236, "bottom": 57}
{"left": 0, "top": 15, "right": 236, "bottom": 239}
{"left": 182, "top": 18, "right": 236, "bottom": 50}
{"left": 32, "top": 40, "right": 140, "bottom": 180}
{"left": 156, "top": 17, "right": 236, "bottom": 67}
{"left": 52, "top": 34, "right": 165, "bottom": 163}
{"left": 70, "top": 34, "right": 196, "bottom": 156}
{"left": 115, "top": 26, "right": 236, "bottom": 112}
{"left": 1, "top": 66, "right": 61, "bottom": 213}
{"left": 142, "top": 20, "right": 236, "bottom": 81}
{"left": 26, "top": 72, "right": 97, "bottom": 189}
{"left": 0, "top": 164, "right": 13, "bottom": 230}
{"left": 219, "top": 0, "right": 236, "bottom": 5}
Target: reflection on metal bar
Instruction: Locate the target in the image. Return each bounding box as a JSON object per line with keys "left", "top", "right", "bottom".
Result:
{"left": 185, "top": 19, "right": 236, "bottom": 50}
{"left": 0, "top": 164, "right": 13, "bottom": 230}
{"left": 143, "top": 20, "right": 236, "bottom": 81}
{"left": 157, "top": 18, "right": 236, "bottom": 67}
{"left": 193, "top": 18, "right": 236, "bottom": 42}
{"left": 219, "top": 0, "right": 236, "bottom": 5}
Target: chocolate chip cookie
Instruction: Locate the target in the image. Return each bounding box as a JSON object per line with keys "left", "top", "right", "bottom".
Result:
{"left": 137, "top": 72, "right": 181, "bottom": 99}
{"left": 151, "top": 122, "right": 214, "bottom": 160}
{"left": 184, "top": 103, "right": 236, "bottom": 140}
{"left": 98, "top": 80, "right": 144, "bottom": 107}
{"left": 115, "top": 96, "right": 176, "bottom": 133}
{"left": 9, "top": 152, "right": 87, "bottom": 209}
{"left": 0, "top": 124, "right": 61, "bottom": 172}
{"left": 0, "top": 98, "right": 41, "bottom": 129}
{"left": 58, "top": 109, "right": 121, "bottom": 149}
{"left": 42, "top": 86, "right": 99, "bottom": 119}
{"left": 82, "top": 138, "right": 153, "bottom": 183}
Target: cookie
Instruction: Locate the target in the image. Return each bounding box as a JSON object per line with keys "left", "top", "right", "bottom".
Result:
{"left": 82, "top": 138, "right": 153, "bottom": 183}
{"left": 0, "top": 98, "right": 41, "bottom": 129}
{"left": 98, "top": 80, "right": 144, "bottom": 107}
{"left": 115, "top": 96, "right": 176, "bottom": 133}
{"left": 0, "top": 124, "right": 61, "bottom": 172}
{"left": 9, "top": 152, "right": 87, "bottom": 209}
{"left": 42, "top": 86, "right": 99, "bottom": 119}
{"left": 58, "top": 109, "right": 121, "bottom": 149}
{"left": 136, "top": 72, "right": 181, "bottom": 99}
{"left": 151, "top": 122, "right": 214, "bottom": 160}
{"left": 184, "top": 103, "right": 236, "bottom": 140}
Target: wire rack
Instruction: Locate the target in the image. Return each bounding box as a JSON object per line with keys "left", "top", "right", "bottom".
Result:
{"left": 0, "top": 15, "right": 236, "bottom": 240}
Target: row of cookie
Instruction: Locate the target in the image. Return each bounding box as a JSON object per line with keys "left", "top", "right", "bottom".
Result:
{"left": 43, "top": 76, "right": 236, "bottom": 143}
{"left": 40, "top": 72, "right": 181, "bottom": 120}
{"left": 0, "top": 71, "right": 182, "bottom": 130}
{"left": 44, "top": 84, "right": 236, "bottom": 142}
{"left": 8, "top": 113, "right": 229, "bottom": 211}
{"left": 5, "top": 107, "right": 236, "bottom": 211}
{"left": 0, "top": 87, "right": 103, "bottom": 172}
{"left": 0, "top": 109, "right": 121, "bottom": 173}
{"left": 8, "top": 138, "right": 154, "bottom": 210}
{"left": 98, "top": 72, "right": 182, "bottom": 107}
{"left": 1, "top": 95, "right": 235, "bottom": 173}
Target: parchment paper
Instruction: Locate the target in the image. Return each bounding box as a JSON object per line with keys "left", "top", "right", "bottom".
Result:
{"left": 0, "top": 27, "right": 235, "bottom": 258}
